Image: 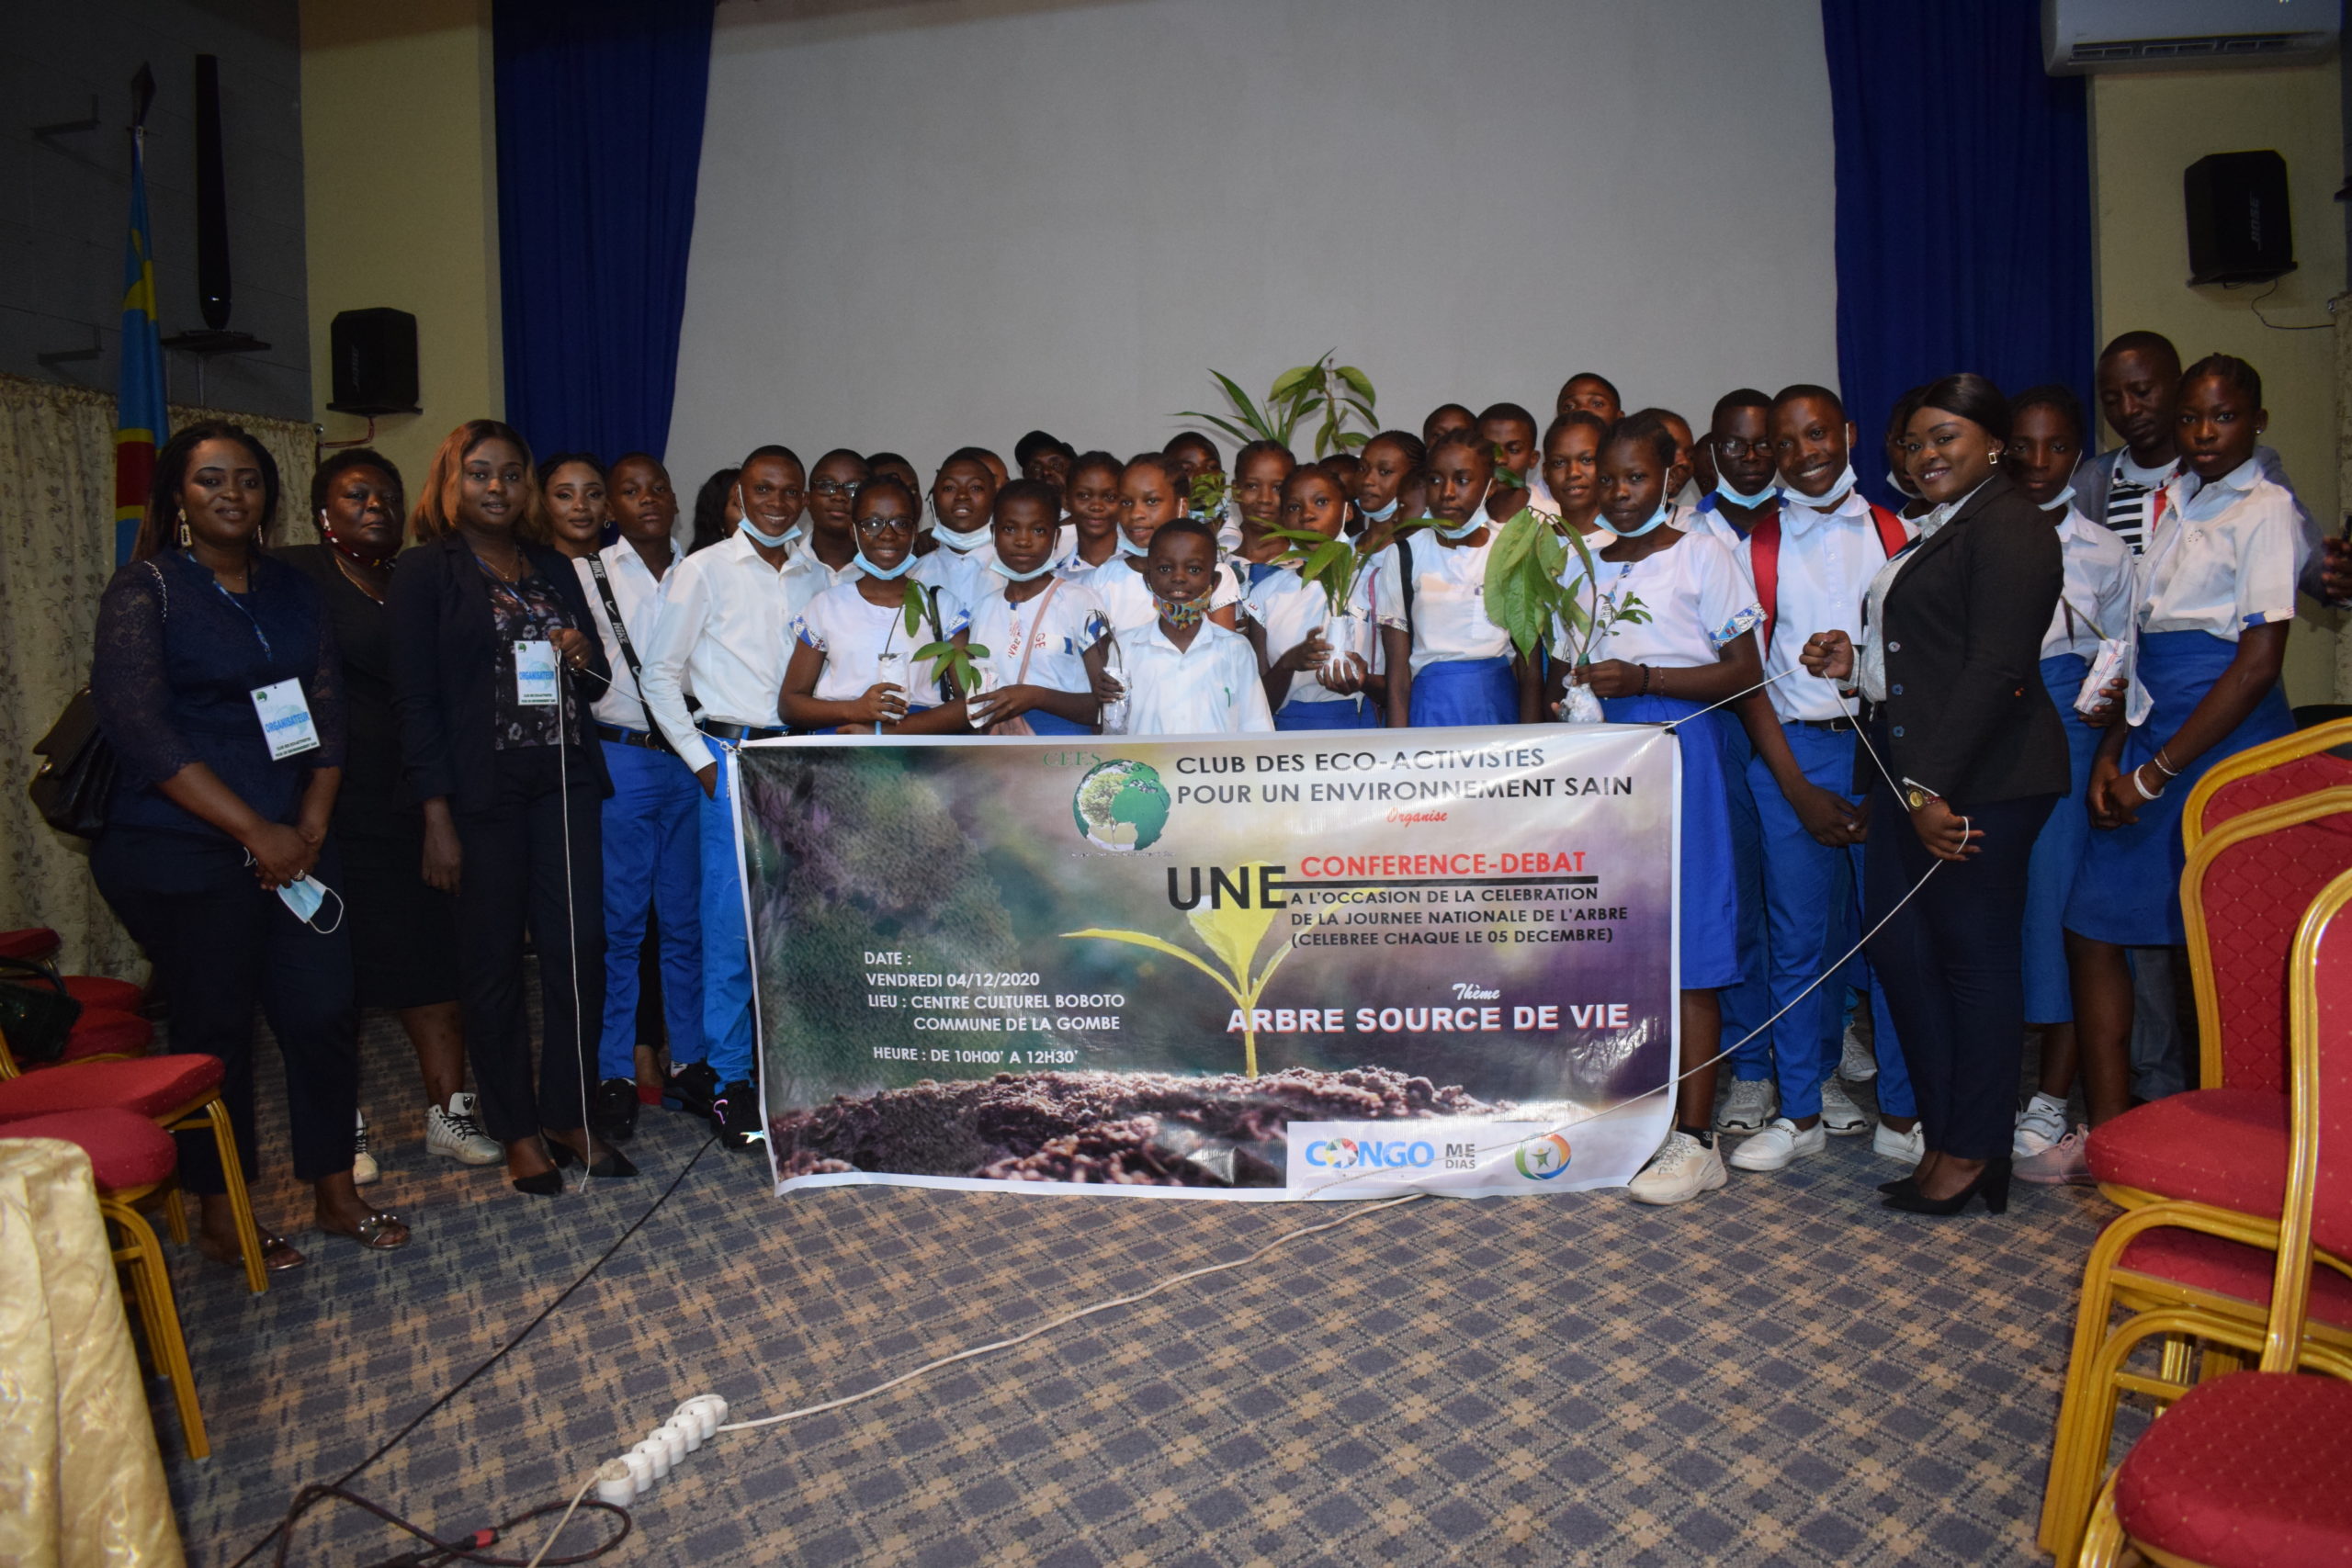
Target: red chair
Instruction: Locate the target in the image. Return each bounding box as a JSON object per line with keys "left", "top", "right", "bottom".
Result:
{"left": 2074, "top": 864, "right": 2352, "bottom": 1566}
{"left": 0, "top": 1050, "right": 268, "bottom": 1294}
{"left": 2183, "top": 716, "right": 2352, "bottom": 855}
{"left": 0, "top": 1109, "right": 209, "bottom": 1459}
{"left": 0, "top": 928, "right": 147, "bottom": 1014}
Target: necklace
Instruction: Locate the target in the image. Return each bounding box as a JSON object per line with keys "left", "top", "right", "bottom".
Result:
{"left": 329, "top": 545, "right": 390, "bottom": 602}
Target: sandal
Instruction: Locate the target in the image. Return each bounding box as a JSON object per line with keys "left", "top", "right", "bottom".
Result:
{"left": 200, "top": 1229, "right": 307, "bottom": 1271}
{"left": 322, "top": 1212, "right": 410, "bottom": 1251}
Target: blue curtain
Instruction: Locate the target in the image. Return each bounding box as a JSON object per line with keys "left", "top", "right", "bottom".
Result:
{"left": 493, "top": 0, "right": 716, "bottom": 463}
{"left": 1819, "top": 0, "right": 2093, "bottom": 507}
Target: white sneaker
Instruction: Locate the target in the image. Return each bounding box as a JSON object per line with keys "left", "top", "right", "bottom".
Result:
{"left": 426, "top": 1093, "right": 502, "bottom": 1165}
{"left": 1626, "top": 1131, "right": 1729, "bottom": 1205}
{"left": 2016, "top": 1125, "right": 2096, "bottom": 1186}
{"left": 1839, "top": 1013, "right": 1878, "bottom": 1082}
{"left": 1872, "top": 1122, "right": 1926, "bottom": 1165}
{"left": 1819, "top": 1078, "right": 1871, "bottom": 1135}
{"left": 1714, "top": 1077, "right": 1779, "bottom": 1134}
{"left": 2013, "top": 1093, "right": 2069, "bottom": 1157}
{"left": 353, "top": 1110, "right": 379, "bottom": 1185}
{"left": 1727, "top": 1116, "right": 1827, "bottom": 1172}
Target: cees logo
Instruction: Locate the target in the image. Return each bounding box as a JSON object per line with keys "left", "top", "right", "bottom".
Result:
{"left": 1303, "top": 1137, "right": 1436, "bottom": 1171}
{"left": 1513, "top": 1134, "right": 1572, "bottom": 1181}
{"left": 1071, "top": 758, "right": 1172, "bottom": 852}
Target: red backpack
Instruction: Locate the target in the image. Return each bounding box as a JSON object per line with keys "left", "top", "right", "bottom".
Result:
{"left": 1747, "top": 502, "right": 1911, "bottom": 652}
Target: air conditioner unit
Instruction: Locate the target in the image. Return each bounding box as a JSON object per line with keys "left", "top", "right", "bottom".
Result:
{"left": 2044, "top": 0, "right": 2339, "bottom": 73}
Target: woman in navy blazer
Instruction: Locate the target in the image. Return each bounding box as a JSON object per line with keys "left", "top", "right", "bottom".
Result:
{"left": 1802, "top": 376, "right": 2065, "bottom": 1218}
{"left": 390, "top": 420, "right": 630, "bottom": 1194}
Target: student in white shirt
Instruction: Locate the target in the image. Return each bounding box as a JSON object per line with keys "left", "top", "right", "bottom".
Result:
{"left": 1997, "top": 388, "right": 2136, "bottom": 1183}
{"left": 784, "top": 478, "right": 976, "bottom": 734}
{"left": 1056, "top": 451, "right": 1127, "bottom": 578}
{"left": 1080, "top": 453, "right": 1241, "bottom": 634}
{"left": 778, "top": 449, "right": 870, "bottom": 620}
{"left": 1350, "top": 430, "right": 1429, "bottom": 557}
{"left": 2064, "top": 355, "right": 2301, "bottom": 1136}
{"left": 1244, "top": 465, "right": 1384, "bottom": 729}
{"left": 1382, "top": 428, "right": 1524, "bottom": 728}
{"left": 1539, "top": 412, "right": 1607, "bottom": 543}
{"left": 1110, "top": 520, "right": 1273, "bottom": 736}
{"left": 1545, "top": 416, "right": 1765, "bottom": 1204}
{"left": 574, "top": 454, "right": 703, "bottom": 1144}
{"left": 1732, "top": 385, "right": 1917, "bottom": 1158}
{"left": 910, "top": 449, "right": 1000, "bottom": 607}
{"left": 637, "top": 444, "right": 807, "bottom": 1150}
{"left": 1476, "top": 403, "right": 1540, "bottom": 521}
{"left": 961, "top": 479, "right": 1110, "bottom": 736}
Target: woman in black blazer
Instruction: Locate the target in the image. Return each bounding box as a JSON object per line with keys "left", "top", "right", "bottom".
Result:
{"left": 390, "top": 420, "right": 632, "bottom": 1194}
{"left": 1802, "top": 375, "right": 2065, "bottom": 1216}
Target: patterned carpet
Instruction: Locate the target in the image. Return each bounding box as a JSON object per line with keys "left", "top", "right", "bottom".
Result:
{"left": 152, "top": 1010, "right": 2113, "bottom": 1567}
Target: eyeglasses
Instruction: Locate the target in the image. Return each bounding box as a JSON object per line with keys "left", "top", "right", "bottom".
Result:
{"left": 811, "top": 479, "right": 863, "bottom": 497}
{"left": 854, "top": 515, "right": 912, "bottom": 535}
{"left": 1713, "top": 438, "right": 1771, "bottom": 459}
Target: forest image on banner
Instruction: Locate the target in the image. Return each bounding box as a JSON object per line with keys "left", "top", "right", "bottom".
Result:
{"left": 735, "top": 726, "right": 1679, "bottom": 1199}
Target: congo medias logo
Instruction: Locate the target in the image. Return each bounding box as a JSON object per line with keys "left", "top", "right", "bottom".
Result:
{"left": 1072, "top": 758, "right": 1171, "bottom": 852}
{"left": 1303, "top": 1137, "right": 1436, "bottom": 1170}
{"left": 1513, "top": 1134, "right": 1573, "bottom": 1180}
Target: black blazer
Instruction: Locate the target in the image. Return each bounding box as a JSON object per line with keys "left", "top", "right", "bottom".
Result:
{"left": 1860, "top": 471, "right": 2067, "bottom": 805}
{"left": 388, "top": 533, "right": 611, "bottom": 814}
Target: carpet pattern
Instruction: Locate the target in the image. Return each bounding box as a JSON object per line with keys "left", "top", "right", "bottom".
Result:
{"left": 150, "top": 1012, "right": 2116, "bottom": 1566}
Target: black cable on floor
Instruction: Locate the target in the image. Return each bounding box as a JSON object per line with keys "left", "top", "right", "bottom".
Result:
{"left": 228, "top": 1134, "right": 721, "bottom": 1568}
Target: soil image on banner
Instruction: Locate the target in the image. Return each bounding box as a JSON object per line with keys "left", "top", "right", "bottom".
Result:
{"left": 735, "top": 725, "right": 1679, "bottom": 1199}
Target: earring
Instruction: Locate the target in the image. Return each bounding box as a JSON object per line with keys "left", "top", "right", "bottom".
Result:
{"left": 175, "top": 515, "right": 190, "bottom": 547}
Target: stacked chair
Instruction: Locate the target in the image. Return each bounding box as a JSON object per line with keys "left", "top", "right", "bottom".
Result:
{"left": 2039, "top": 719, "right": 2352, "bottom": 1562}
{"left": 0, "top": 930, "right": 268, "bottom": 1461}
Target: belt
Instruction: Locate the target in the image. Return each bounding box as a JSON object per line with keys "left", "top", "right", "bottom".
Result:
{"left": 1791, "top": 716, "right": 1857, "bottom": 733}
{"left": 699, "top": 719, "right": 790, "bottom": 742}
{"left": 594, "top": 722, "right": 665, "bottom": 750}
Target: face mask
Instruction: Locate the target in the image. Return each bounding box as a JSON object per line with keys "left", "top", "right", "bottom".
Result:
{"left": 1885, "top": 468, "right": 1918, "bottom": 499}
{"left": 1781, "top": 462, "right": 1858, "bottom": 510}
{"left": 989, "top": 555, "right": 1056, "bottom": 582}
{"left": 741, "top": 517, "right": 798, "bottom": 548}
{"left": 933, "top": 519, "right": 991, "bottom": 553}
{"left": 1431, "top": 479, "right": 1493, "bottom": 541}
{"left": 1358, "top": 496, "right": 1400, "bottom": 525}
{"left": 1154, "top": 593, "right": 1206, "bottom": 628}
{"left": 2039, "top": 484, "right": 2077, "bottom": 515}
{"left": 1599, "top": 501, "right": 1672, "bottom": 538}
{"left": 852, "top": 549, "right": 912, "bottom": 581}
{"left": 1713, "top": 477, "right": 1775, "bottom": 509}
{"left": 274, "top": 873, "right": 344, "bottom": 933}
{"left": 1117, "top": 532, "right": 1151, "bottom": 558}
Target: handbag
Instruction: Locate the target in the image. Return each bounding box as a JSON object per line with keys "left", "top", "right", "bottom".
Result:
{"left": 0, "top": 956, "right": 83, "bottom": 1066}
{"left": 985, "top": 579, "right": 1060, "bottom": 737}
{"left": 28, "top": 687, "right": 117, "bottom": 839}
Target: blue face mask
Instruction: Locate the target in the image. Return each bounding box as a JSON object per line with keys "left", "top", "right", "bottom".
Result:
{"left": 264, "top": 870, "right": 343, "bottom": 933}
{"left": 2039, "top": 484, "right": 2077, "bottom": 515}
{"left": 1117, "top": 532, "right": 1150, "bottom": 558}
{"left": 1430, "top": 479, "right": 1493, "bottom": 541}
{"left": 989, "top": 555, "right": 1056, "bottom": 582}
{"left": 1713, "top": 477, "right": 1775, "bottom": 509}
{"left": 1598, "top": 501, "right": 1671, "bottom": 538}
{"left": 852, "top": 550, "right": 913, "bottom": 581}
{"left": 741, "top": 517, "right": 798, "bottom": 548}
{"left": 1359, "top": 496, "right": 1400, "bottom": 525}
{"left": 933, "top": 516, "right": 992, "bottom": 553}
{"left": 1781, "top": 462, "right": 1859, "bottom": 511}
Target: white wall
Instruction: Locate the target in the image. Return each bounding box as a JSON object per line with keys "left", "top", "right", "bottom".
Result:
{"left": 669, "top": 0, "right": 1839, "bottom": 491}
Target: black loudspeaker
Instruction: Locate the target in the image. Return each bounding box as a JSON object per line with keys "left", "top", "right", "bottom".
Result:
{"left": 328, "top": 309, "right": 420, "bottom": 416}
{"left": 2184, "top": 151, "right": 2297, "bottom": 286}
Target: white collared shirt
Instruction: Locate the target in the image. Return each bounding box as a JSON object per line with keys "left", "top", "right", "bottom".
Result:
{"left": 1066, "top": 554, "right": 1241, "bottom": 632}
{"left": 966, "top": 576, "right": 1110, "bottom": 695}
{"left": 1553, "top": 532, "right": 1761, "bottom": 671}
{"left": 2139, "top": 459, "right": 2306, "bottom": 640}
{"left": 639, "top": 530, "right": 801, "bottom": 773}
{"left": 778, "top": 545, "right": 865, "bottom": 623}
{"left": 1745, "top": 490, "right": 1914, "bottom": 722}
{"left": 1856, "top": 480, "right": 1983, "bottom": 703}
{"left": 573, "top": 543, "right": 675, "bottom": 730}
{"left": 1390, "top": 513, "right": 1511, "bottom": 672}
{"left": 1112, "top": 619, "right": 1274, "bottom": 735}
{"left": 2043, "top": 507, "right": 2138, "bottom": 662}
{"left": 793, "top": 580, "right": 971, "bottom": 706}
{"left": 1242, "top": 558, "right": 1381, "bottom": 707}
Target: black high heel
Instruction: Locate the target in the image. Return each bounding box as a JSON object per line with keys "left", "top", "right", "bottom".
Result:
{"left": 509, "top": 1135, "right": 563, "bottom": 1196}
{"left": 547, "top": 1134, "right": 638, "bottom": 1179}
{"left": 1882, "top": 1156, "right": 2010, "bottom": 1216}
{"left": 1876, "top": 1175, "right": 1918, "bottom": 1198}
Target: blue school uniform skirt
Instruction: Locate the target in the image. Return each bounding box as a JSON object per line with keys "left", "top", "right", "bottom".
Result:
{"left": 1408, "top": 657, "right": 1515, "bottom": 728}
{"left": 1023, "top": 710, "right": 1093, "bottom": 737}
{"left": 1276, "top": 695, "right": 1380, "bottom": 731}
{"left": 2064, "top": 630, "right": 2295, "bottom": 947}
{"left": 1600, "top": 694, "right": 1743, "bottom": 992}
{"left": 2020, "top": 654, "right": 2102, "bottom": 1023}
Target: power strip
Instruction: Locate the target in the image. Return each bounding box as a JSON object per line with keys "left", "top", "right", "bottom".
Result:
{"left": 592, "top": 1395, "right": 729, "bottom": 1506}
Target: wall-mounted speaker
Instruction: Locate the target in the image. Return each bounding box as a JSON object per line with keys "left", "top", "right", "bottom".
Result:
{"left": 2184, "top": 150, "right": 2297, "bottom": 285}
{"left": 328, "top": 309, "right": 420, "bottom": 416}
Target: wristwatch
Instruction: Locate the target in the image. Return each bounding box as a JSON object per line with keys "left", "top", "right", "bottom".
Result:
{"left": 1902, "top": 779, "right": 1939, "bottom": 812}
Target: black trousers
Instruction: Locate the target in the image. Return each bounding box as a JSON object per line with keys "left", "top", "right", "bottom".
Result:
{"left": 450, "top": 747, "right": 605, "bottom": 1143}
{"left": 1862, "top": 780, "right": 2055, "bottom": 1162}
{"left": 93, "top": 829, "right": 359, "bottom": 1191}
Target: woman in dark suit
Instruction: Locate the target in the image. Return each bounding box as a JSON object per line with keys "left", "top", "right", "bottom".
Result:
{"left": 389, "top": 420, "right": 632, "bottom": 1194}
{"left": 1801, "top": 375, "right": 2065, "bottom": 1215}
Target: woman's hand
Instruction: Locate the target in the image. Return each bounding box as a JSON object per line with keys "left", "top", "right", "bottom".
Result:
{"left": 1572, "top": 660, "right": 1645, "bottom": 699}
{"left": 1275, "top": 629, "right": 1329, "bottom": 676}
{"left": 1800, "top": 630, "right": 1854, "bottom": 682}
{"left": 2078, "top": 677, "right": 2129, "bottom": 728}
{"left": 2093, "top": 759, "right": 2163, "bottom": 830}
{"left": 244, "top": 821, "right": 312, "bottom": 889}
{"left": 421, "top": 802, "right": 463, "bottom": 894}
{"left": 1091, "top": 668, "right": 1125, "bottom": 704}
{"left": 848, "top": 682, "right": 909, "bottom": 726}
{"left": 1791, "top": 781, "right": 1865, "bottom": 847}
{"left": 978, "top": 682, "right": 1042, "bottom": 723}
{"left": 550, "top": 627, "right": 594, "bottom": 671}
{"left": 1908, "top": 795, "right": 1983, "bottom": 862}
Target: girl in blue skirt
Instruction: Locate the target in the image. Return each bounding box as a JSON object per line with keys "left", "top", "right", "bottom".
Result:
{"left": 2064, "top": 355, "right": 2301, "bottom": 1132}
{"left": 1548, "top": 415, "right": 1765, "bottom": 1205}
{"left": 1388, "top": 428, "right": 1523, "bottom": 728}
{"left": 1245, "top": 465, "right": 1385, "bottom": 730}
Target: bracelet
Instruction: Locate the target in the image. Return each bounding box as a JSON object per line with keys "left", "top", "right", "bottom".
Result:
{"left": 2152, "top": 748, "right": 2181, "bottom": 779}
{"left": 1645, "top": 664, "right": 1660, "bottom": 695}
{"left": 2129, "top": 764, "right": 2165, "bottom": 803}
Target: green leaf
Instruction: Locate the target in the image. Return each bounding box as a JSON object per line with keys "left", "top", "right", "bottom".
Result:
{"left": 1062, "top": 927, "right": 1245, "bottom": 1008}
{"left": 900, "top": 581, "right": 928, "bottom": 638}
{"left": 1334, "top": 430, "right": 1369, "bottom": 450}
{"left": 1210, "top": 371, "right": 1270, "bottom": 439}
{"left": 1177, "top": 412, "right": 1258, "bottom": 448}
{"left": 910, "top": 640, "right": 955, "bottom": 662}
{"left": 1336, "top": 365, "right": 1375, "bottom": 402}
{"left": 1304, "top": 538, "right": 1351, "bottom": 581}
{"left": 1313, "top": 416, "right": 1338, "bottom": 457}
{"left": 1261, "top": 525, "right": 1333, "bottom": 547}
{"left": 1269, "top": 365, "right": 1318, "bottom": 401}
